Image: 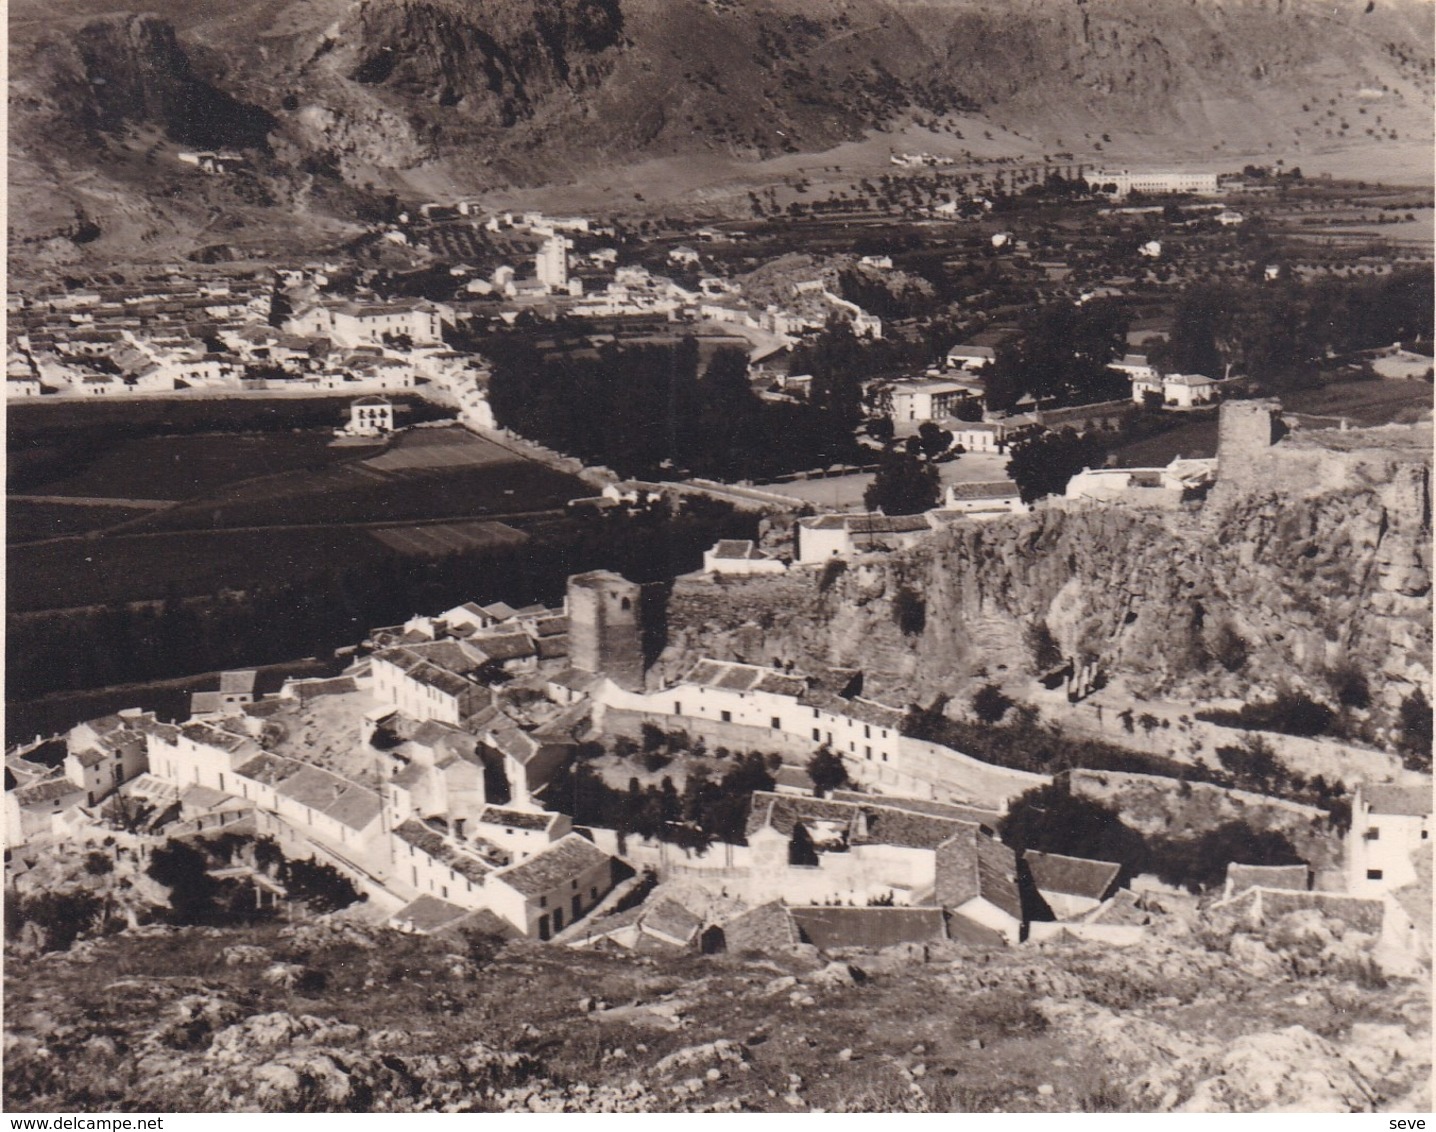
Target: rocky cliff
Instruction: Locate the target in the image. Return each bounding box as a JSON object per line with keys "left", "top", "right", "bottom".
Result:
{"left": 658, "top": 443, "right": 1431, "bottom": 733}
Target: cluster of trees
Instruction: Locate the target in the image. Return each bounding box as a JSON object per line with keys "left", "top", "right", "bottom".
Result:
{"left": 4, "top": 889, "right": 108, "bottom": 953}
{"left": 1005, "top": 427, "right": 1108, "bottom": 504}
{"left": 545, "top": 751, "right": 778, "bottom": 849}
{"left": 9, "top": 502, "right": 754, "bottom": 708}
{"left": 1150, "top": 268, "right": 1434, "bottom": 387}
{"left": 146, "top": 837, "right": 362, "bottom": 925}
{"left": 864, "top": 448, "right": 941, "bottom": 514}
{"left": 486, "top": 334, "right": 867, "bottom": 482}
{"left": 904, "top": 698, "right": 1349, "bottom": 822}
{"left": 984, "top": 299, "right": 1131, "bottom": 413}
{"left": 1000, "top": 783, "right": 1307, "bottom": 893}
{"left": 1197, "top": 689, "right": 1337, "bottom": 739}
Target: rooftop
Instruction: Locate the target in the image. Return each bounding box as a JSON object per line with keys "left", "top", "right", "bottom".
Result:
{"left": 394, "top": 818, "right": 493, "bottom": 883}
{"left": 1363, "top": 783, "right": 1432, "bottom": 818}
{"left": 495, "top": 833, "right": 611, "bottom": 898}
{"left": 1024, "top": 850, "right": 1122, "bottom": 900}
{"left": 478, "top": 806, "right": 557, "bottom": 832}
{"left": 684, "top": 658, "right": 808, "bottom": 700}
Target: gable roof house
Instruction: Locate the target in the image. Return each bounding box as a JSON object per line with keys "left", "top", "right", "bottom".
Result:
{"left": 486, "top": 833, "right": 618, "bottom": 939}
{"left": 935, "top": 828, "right": 1029, "bottom": 944}
{"left": 1023, "top": 850, "right": 1122, "bottom": 920}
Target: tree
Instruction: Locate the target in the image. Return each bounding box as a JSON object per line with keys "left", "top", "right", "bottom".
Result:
{"left": 1006, "top": 427, "right": 1106, "bottom": 504}
{"left": 864, "top": 450, "right": 939, "bottom": 515}
{"left": 807, "top": 745, "right": 849, "bottom": 797}
{"left": 789, "top": 822, "right": 820, "bottom": 866}
{"left": 972, "top": 683, "right": 1015, "bottom": 724}
{"left": 1396, "top": 689, "right": 1432, "bottom": 769}
{"left": 916, "top": 421, "right": 954, "bottom": 461}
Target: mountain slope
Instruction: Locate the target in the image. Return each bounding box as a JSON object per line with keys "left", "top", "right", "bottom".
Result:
{"left": 8, "top": 0, "right": 1434, "bottom": 261}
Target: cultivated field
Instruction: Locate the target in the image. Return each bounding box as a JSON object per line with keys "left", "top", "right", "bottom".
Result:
{"left": 369, "top": 520, "right": 529, "bottom": 557}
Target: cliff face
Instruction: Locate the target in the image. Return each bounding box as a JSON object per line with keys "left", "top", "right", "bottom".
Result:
{"left": 62, "top": 15, "right": 275, "bottom": 150}
{"left": 659, "top": 456, "right": 1432, "bottom": 726}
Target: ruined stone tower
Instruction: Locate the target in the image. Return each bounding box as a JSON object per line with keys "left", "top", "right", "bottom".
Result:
{"left": 1216, "top": 398, "right": 1285, "bottom": 486}
{"left": 567, "top": 570, "right": 645, "bottom": 691}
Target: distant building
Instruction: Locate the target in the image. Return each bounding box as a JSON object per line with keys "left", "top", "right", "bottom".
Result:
{"left": 346, "top": 396, "right": 396, "bottom": 436}
{"left": 794, "top": 513, "right": 934, "bottom": 563}
{"left": 888, "top": 378, "right": 979, "bottom": 426}
{"left": 702, "top": 539, "right": 786, "bottom": 576}
{"left": 535, "top": 235, "right": 571, "bottom": 293}
{"left": 946, "top": 345, "right": 996, "bottom": 373}
{"left": 941, "top": 481, "right": 1025, "bottom": 514}
{"left": 1090, "top": 170, "right": 1219, "bottom": 197}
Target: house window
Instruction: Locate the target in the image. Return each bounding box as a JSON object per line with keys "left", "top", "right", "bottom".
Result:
{"left": 813, "top": 729, "right": 821, "bottom": 741}
{"left": 882, "top": 752, "right": 888, "bottom": 762}
{"left": 540, "top": 896, "right": 547, "bottom": 908}
{"left": 721, "top": 711, "right": 732, "bottom": 723}
{"left": 771, "top": 717, "right": 781, "bottom": 730}
{"left": 1368, "top": 827, "right": 1381, "bottom": 840}
{"left": 1367, "top": 869, "right": 1383, "bottom": 881}
{"left": 864, "top": 725, "right": 870, "bottom": 739}
{"left": 675, "top": 702, "right": 682, "bottom": 715}
{"left": 591, "top": 887, "right": 598, "bottom": 900}
{"left": 442, "top": 885, "right": 448, "bottom": 899}
{"left": 1423, "top": 831, "right": 1429, "bottom": 840}
{"left": 572, "top": 879, "right": 579, "bottom": 889}
{"left": 865, "top": 746, "right": 871, "bottom": 759}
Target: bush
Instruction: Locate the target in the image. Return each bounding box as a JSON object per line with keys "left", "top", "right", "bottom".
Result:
{"left": 971, "top": 683, "right": 1014, "bottom": 725}
{"left": 817, "top": 558, "right": 847, "bottom": 593}
{"left": 893, "top": 586, "right": 926, "bottom": 636}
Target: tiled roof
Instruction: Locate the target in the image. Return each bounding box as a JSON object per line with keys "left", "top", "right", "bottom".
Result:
{"left": 1025, "top": 850, "right": 1121, "bottom": 900}
{"left": 376, "top": 648, "right": 476, "bottom": 697}
{"left": 536, "top": 635, "right": 570, "bottom": 660}
{"left": 393, "top": 762, "right": 430, "bottom": 790}
{"left": 710, "top": 539, "right": 765, "bottom": 560}
{"left": 219, "top": 670, "right": 258, "bottom": 694}
{"left": 494, "top": 833, "right": 610, "bottom": 898}
{"left": 69, "top": 747, "right": 109, "bottom": 768}
{"left": 684, "top": 659, "right": 808, "bottom": 699}
{"left": 394, "top": 818, "right": 492, "bottom": 883}
{"left": 974, "top": 835, "right": 1024, "bottom": 921}
{"left": 801, "top": 513, "right": 932, "bottom": 534}
{"left": 1225, "top": 862, "right": 1310, "bottom": 895}
{"left": 180, "top": 721, "right": 258, "bottom": 755}
{"left": 287, "top": 676, "right": 358, "bottom": 701}
{"left": 234, "top": 751, "right": 305, "bottom": 786}
{"left": 190, "top": 692, "right": 225, "bottom": 715}
{"left": 526, "top": 614, "right": 569, "bottom": 637}
{"left": 16, "top": 778, "right": 85, "bottom": 805}
{"left": 391, "top": 895, "right": 476, "bottom": 933}
{"left": 790, "top": 907, "right": 947, "bottom": 950}
{"left": 472, "top": 633, "right": 537, "bottom": 662}
{"left": 829, "top": 791, "right": 1000, "bottom": 829}
{"left": 1364, "top": 784, "right": 1432, "bottom": 817}
{"left": 641, "top": 898, "right": 704, "bottom": 944}
{"left": 946, "top": 481, "right": 1020, "bottom": 502}
{"left": 478, "top": 806, "right": 556, "bottom": 832}
{"left": 746, "top": 791, "right": 978, "bottom": 851}
{"left": 277, "top": 766, "right": 382, "bottom": 831}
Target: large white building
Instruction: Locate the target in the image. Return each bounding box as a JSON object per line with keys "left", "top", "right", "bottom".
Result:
{"left": 1090, "top": 170, "right": 1219, "bottom": 198}
{"left": 288, "top": 300, "right": 447, "bottom": 349}
{"left": 535, "top": 235, "right": 571, "bottom": 293}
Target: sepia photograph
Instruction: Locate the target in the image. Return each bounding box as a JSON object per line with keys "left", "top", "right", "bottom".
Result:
{"left": 4, "top": 0, "right": 1433, "bottom": 1116}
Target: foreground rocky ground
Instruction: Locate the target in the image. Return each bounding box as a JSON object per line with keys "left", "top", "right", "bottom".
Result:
{"left": 4, "top": 905, "right": 1429, "bottom": 1113}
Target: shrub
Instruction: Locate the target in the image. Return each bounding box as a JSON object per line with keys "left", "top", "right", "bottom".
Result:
{"left": 893, "top": 586, "right": 926, "bottom": 636}
{"left": 972, "top": 683, "right": 1014, "bottom": 724}
{"left": 817, "top": 558, "right": 848, "bottom": 593}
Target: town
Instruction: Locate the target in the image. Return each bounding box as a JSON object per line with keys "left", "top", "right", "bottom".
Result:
{"left": 6, "top": 165, "right": 1433, "bottom": 1113}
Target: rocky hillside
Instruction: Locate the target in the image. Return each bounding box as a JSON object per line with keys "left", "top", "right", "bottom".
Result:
{"left": 658, "top": 442, "right": 1432, "bottom": 734}
{"left": 9, "top": 0, "right": 1434, "bottom": 260}
{"left": 3, "top": 906, "right": 1429, "bottom": 1112}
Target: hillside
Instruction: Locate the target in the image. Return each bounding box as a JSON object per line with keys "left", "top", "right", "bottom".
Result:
{"left": 4, "top": 911, "right": 1429, "bottom": 1112}
{"left": 9, "top": 0, "right": 1434, "bottom": 264}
